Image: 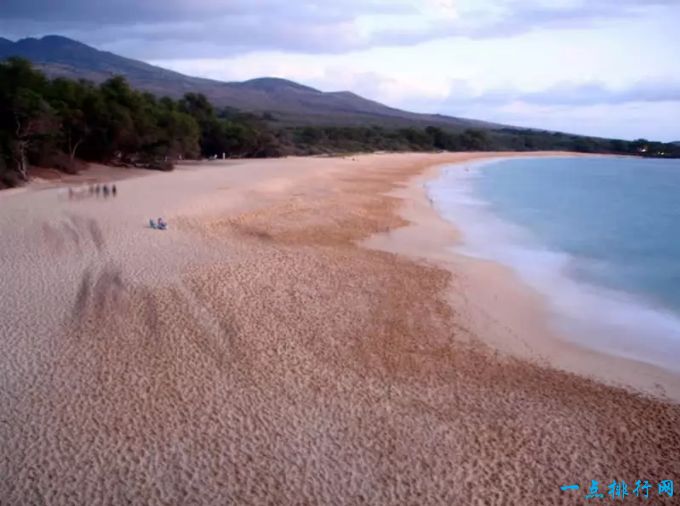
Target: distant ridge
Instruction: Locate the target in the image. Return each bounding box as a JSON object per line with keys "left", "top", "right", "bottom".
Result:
{"left": 237, "top": 77, "right": 321, "bottom": 93}
{"left": 0, "top": 35, "right": 499, "bottom": 130}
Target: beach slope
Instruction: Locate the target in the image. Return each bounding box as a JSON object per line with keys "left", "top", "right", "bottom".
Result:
{"left": 0, "top": 153, "right": 678, "bottom": 505}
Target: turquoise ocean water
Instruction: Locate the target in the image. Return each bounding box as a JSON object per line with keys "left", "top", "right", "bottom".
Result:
{"left": 427, "top": 156, "right": 680, "bottom": 372}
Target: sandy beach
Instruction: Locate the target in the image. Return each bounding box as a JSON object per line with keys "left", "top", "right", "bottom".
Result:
{"left": 1, "top": 152, "right": 678, "bottom": 505}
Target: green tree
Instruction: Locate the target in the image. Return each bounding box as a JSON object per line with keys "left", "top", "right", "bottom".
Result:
{"left": 47, "top": 78, "right": 93, "bottom": 162}
{"left": 460, "top": 129, "right": 490, "bottom": 150}
{"left": 0, "top": 58, "right": 55, "bottom": 179}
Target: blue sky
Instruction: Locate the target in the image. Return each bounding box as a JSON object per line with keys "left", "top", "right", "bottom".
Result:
{"left": 2, "top": 0, "right": 679, "bottom": 140}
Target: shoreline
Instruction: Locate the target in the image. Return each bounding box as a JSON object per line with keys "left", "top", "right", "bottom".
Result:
{"left": 13, "top": 151, "right": 680, "bottom": 402}
{"left": 363, "top": 152, "right": 680, "bottom": 403}
{"left": 2, "top": 152, "right": 679, "bottom": 504}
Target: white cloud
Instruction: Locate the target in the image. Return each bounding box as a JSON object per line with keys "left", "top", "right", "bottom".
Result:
{"left": 446, "top": 101, "right": 680, "bottom": 141}
{"left": 2, "top": 0, "right": 678, "bottom": 58}
{"left": 437, "top": 80, "right": 680, "bottom": 107}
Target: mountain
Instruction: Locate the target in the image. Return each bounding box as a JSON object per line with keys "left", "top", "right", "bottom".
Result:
{"left": 0, "top": 35, "right": 497, "bottom": 130}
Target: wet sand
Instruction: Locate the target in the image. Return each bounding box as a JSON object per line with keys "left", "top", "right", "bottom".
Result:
{"left": 1, "top": 153, "right": 678, "bottom": 505}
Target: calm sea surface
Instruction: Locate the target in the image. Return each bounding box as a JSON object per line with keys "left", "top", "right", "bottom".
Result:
{"left": 427, "top": 156, "right": 680, "bottom": 371}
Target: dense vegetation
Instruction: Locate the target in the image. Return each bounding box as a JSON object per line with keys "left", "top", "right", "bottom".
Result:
{"left": 1, "top": 58, "right": 678, "bottom": 188}
{"left": 288, "top": 125, "right": 680, "bottom": 158}
{"left": 0, "top": 58, "right": 287, "bottom": 187}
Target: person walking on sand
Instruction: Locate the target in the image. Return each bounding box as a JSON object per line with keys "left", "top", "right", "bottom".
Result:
{"left": 102, "top": 184, "right": 109, "bottom": 198}
{"left": 112, "top": 184, "right": 117, "bottom": 197}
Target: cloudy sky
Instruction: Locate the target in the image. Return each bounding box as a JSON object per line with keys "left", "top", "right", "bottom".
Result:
{"left": 2, "top": 0, "right": 679, "bottom": 140}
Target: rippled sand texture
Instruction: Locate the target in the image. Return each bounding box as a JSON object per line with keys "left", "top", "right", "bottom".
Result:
{"left": 1, "top": 154, "right": 679, "bottom": 505}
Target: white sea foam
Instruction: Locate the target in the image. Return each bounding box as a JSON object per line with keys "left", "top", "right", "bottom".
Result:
{"left": 427, "top": 161, "right": 680, "bottom": 373}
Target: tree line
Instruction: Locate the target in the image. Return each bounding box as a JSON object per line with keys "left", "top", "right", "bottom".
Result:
{"left": 290, "top": 125, "right": 680, "bottom": 157}
{"left": 1, "top": 57, "right": 678, "bottom": 188}
{"left": 0, "top": 58, "right": 285, "bottom": 187}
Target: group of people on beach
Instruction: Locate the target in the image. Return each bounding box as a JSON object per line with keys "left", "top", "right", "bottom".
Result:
{"left": 91, "top": 183, "right": 117, "bottom": 198}
{"left": 67, "top": 183, "right": 118, "bottom": 200}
